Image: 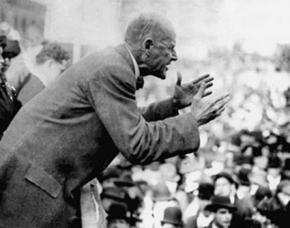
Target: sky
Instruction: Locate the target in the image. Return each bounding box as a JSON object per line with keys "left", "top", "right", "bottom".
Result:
{"left": 42, "top": 0, "right": 290, "bottom": 59}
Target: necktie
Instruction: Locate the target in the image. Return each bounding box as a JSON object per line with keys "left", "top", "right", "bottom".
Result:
{"left": 136, "top": 76, "right": 144, "bottom": 90}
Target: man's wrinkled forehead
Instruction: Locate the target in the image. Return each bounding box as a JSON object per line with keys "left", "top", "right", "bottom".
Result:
{"left": 151, "top": 23, "right": 176, "bottom": 43}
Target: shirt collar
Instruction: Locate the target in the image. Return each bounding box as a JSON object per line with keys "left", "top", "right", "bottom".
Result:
{"left": 125, "top": 43, "right": 140, "bottom": 79}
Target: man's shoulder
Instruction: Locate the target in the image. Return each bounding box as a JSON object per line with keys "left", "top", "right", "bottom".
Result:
{"left": 50, "top": 45, "right": 136, "bottom": 93}
{"left": 79, "top": 46, "right": 136, "bottom": 84}
{"left": 82, "top": 45, "right": 133, "bottom": 72}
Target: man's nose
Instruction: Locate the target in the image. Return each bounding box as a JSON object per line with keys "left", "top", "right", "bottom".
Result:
{"left": 171, "top": 50, "right": 177, "bottom": 61}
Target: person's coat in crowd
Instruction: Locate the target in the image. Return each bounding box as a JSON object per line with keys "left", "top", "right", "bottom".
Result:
{"left": 0, "top": 44, "right": 200, "bottom": 228}
{"left": 0, "top": 36, "right": 22, "bottom": 138}
{"left": 257, "top": 195, "right": 290, "bottom": 228}
{"left": 0, "top": 81, "right": 21, "bottom": 137}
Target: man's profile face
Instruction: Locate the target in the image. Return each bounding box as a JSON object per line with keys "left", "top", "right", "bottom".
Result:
{"left": 214, "top": 208, "right": 233, "bottom": 228}
{"left": 145, "top": 29, "right": 177, "bottom": 79}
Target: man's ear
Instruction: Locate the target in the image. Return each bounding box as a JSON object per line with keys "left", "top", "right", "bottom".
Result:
{"left": 142, "top": 38, "right": 153, "bottom": 50}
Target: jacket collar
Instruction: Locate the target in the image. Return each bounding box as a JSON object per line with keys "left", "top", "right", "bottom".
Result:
{"left": 115, "top": 44, "right": 138, "bottom": 77}
{"left": 124, "top": 44, "right": 140, "bottom": 78}
{"left": 115, "top": 44, "right": 144, "bottom": 89}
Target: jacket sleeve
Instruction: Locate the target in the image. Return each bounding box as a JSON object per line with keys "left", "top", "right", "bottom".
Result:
{"left": 86, "top": 66, "right": 200, "bottom": 165}
{"left": 138, "top": 98, "right": 179, "bottom": 121}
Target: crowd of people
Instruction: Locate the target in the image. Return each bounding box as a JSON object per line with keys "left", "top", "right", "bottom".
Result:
{"left": 96, "top": 126, "right": 290, "bottom": 228}
{"left": 0, "top": 25, "right": 70, "bottom": 138}
{"left": 0, "top": 13, "right": 289, "bottom": 228}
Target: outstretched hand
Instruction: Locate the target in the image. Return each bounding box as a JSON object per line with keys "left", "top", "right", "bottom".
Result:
{"left": 191, "top": 82, "right": 230, "bottom": 126}
{"left": 173, "top": 72, "right": 213, "bottom": 109}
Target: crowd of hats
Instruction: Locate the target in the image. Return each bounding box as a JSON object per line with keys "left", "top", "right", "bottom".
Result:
{"left": 98, "top": 127, "right": 290, "bottom": 227}
{"left": 99, "top": 165, "right": 144, "bottom": 226}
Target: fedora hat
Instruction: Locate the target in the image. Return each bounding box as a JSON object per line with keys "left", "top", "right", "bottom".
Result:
{"left": 206, "top": 195, "right": 237, "bottom": 213}
{"left": 161, "top": 206, "right": 183, "bottom": 226}
{"left": 213, "top": 171, "right": 239, "bottom": 188}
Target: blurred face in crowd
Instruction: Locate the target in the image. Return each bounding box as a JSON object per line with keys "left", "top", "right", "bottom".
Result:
{"left": 240, "top": 135, "right": 255, "bottom": 145}
{"left": 237, "top": 184, "right": 251, "bottom": 199}
{"left": 253, "top": 156, "right": 268, "bottom": 169}
{"left": 267, "top": 167, "right": 281, "bottom": 178}
{"left": 214, "top": 208, "right": 233, "bottom": 228}
{"left": 1, "top": 58, "right": 10, "bottom": 74}
{"left": 214, "top": 177, "right": 232, "bottom": 197}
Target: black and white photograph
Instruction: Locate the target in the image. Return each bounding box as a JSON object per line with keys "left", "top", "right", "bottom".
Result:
{"left": 0, "top": 0, "right": 290, "bottom": 227}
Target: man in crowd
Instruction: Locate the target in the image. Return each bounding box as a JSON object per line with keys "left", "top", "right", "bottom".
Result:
{"left": 257, "top": 180, "right": 290, "bottom": 228}
{"left": 0, "top": 35, "right": 21, "bottom": 137}
{"left": 184, "top": 182, "right": 215, "bottom": 228}
{"left": 205, "top": 195, "right": 237, "bottom": 228}
{"left": 0, "top": 13, "right": 229, "bottom": 227}
{"left": 16, "top": 41, "right": 70, "bottom": 104}
{"left": 161, "top": 206, "right": 184, "bottom": 228}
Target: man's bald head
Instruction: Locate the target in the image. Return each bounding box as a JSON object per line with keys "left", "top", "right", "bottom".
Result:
{"left": 124, "top": 13, "right": 176, "bottom": 47}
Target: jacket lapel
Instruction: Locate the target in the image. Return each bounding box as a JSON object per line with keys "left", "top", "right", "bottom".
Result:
{"left": 115, "top": 44, "right": 144, "bottom": 90}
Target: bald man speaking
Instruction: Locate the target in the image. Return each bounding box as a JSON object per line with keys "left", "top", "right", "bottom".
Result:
{"left": 0, "top": 14, "right": 229, "bottom": 227}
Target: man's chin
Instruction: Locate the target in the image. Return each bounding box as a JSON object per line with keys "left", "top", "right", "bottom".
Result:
{"left": 139, "top": 66, "right": 167, "bottom": 79}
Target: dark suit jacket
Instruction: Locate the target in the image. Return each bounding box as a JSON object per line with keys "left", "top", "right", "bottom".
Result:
{"left": 0, "top": 44, "right": 200, "bottom": 227}
{"left": 0, "top": 81, "right": 21, "bottom": 137}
